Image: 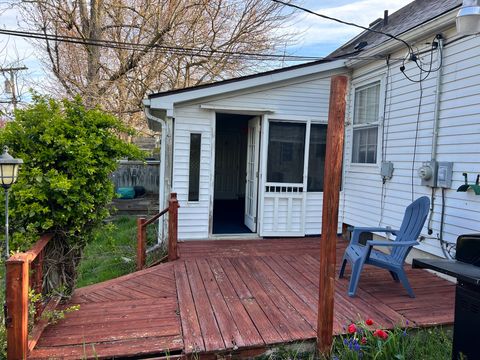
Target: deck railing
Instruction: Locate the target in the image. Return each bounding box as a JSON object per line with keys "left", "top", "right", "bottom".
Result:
{"left": 136, "top": 192, "right": 179, "bottom": 270}
{"left": 5, "top": 233, "right": 57, "bottom": 360}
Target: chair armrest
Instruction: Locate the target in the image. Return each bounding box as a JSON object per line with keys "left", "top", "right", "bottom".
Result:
{"left": 366, "top": 240, "right": 418, "bottom": 247}
{"left": 350, "top": 227, "right": 399, "bottom": 245}
{"left": 353, "top": 227, "right": 399, "bottom": 234}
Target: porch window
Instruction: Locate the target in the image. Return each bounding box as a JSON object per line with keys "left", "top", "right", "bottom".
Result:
{"left": 352, "top": 81, "right": 380, "bottom": 164}
{"left": 267, "top": 122, "right": 305, "bottom": 183}
{"left": 307, "top": 124, "right": 327, "bottom": 191}
{"left": 188, "top": 133, "right": 201, "bottom": 201}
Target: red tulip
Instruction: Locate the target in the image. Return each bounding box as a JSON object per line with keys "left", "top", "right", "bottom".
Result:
{"left": 373, "top": 329, "right": 389, "bottom": 340}
{"left": 365, "top": 318, "right": 374, "bottom": 326}
{"left": 347, "top": 323, "right": 357, "bottom": 334}
{"left": 361, "top": 337, "right": 367, "bottom": 344}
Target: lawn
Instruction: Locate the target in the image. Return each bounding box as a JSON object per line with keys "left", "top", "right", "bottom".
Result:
{"left": 76, "top": 216, "right": 164, "bottom": 288}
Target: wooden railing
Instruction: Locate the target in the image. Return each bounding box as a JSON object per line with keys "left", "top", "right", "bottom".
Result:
{"left": 5, "top": 233, "right": 57, "bottom": 360}
{"left": 136, "top": 192, "right": 179, "bottom": 270}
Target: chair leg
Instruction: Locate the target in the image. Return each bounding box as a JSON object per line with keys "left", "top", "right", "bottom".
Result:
{"left": 389, "top": 271, "right": 399, "bottom": 282}
{"left": 396, "top": 269, "right": 415, "bottom": 298}
{"left": 348, "top": 259, "right": 365, "bottom": 297}
{"left": 339, "top": 258, "right": 348, "bottom": 279}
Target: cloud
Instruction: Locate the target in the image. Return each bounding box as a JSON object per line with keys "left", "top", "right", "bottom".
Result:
{"left": 286, "top": 0, "right": 413, "bottom": 55}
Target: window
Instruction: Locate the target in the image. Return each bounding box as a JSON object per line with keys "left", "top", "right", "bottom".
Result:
{"left": 267, "top": 122, "right": 305, "bottom": 183}
{"left": 352, "top": 81, "right": 380, "bottom": 164}
{"left": 307, "top": 124, "right": 327, "bottom": 191}
{"left": 188, "top": 133, "right": 201, "bottom": 201}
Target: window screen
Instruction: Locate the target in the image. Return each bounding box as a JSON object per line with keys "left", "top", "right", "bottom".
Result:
{"left": 267, "top": 122, "right": 305, "bottom": 183}
{"left": 307, "top": 124, "right": 327, "bottom": 191}
{"left": 188, "top": 133, "right": 201, "bottom": 201}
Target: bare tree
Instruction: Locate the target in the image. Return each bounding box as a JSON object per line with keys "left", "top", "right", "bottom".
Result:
{"left": 14, "top": 0, "right": 296, "bottom": 131}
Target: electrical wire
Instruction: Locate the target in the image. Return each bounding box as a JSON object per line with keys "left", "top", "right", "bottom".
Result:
{"left": 378, "top": 56, "right": 391, "bottom": 226}
{"left": 0, "top": 28, "right": 321, "bottom": 61}
{"left": 400, "top": 35, "right": 443, "bottom": 83}
{"left": 271, "top": 1, "right": 447, "bottom": 84}
{"left": 0, "top": 27, "right": 405, "bottom": 64}
{"left": 410, "top": 68, "right": 423, "bottom": 203}
{"left": 271, "top": 0, "right": 414, "bottom": 53}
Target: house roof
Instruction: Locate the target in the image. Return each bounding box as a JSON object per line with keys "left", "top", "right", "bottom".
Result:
{"left": 329, "top": 0, "right": 462, "bottom": 58}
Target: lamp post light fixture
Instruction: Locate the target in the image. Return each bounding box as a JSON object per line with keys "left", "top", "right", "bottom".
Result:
{"left": 0, "top": 146, "right": 23, "bottom": 260}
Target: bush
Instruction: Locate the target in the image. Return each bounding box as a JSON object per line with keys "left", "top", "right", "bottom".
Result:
{"left": 0, "top": 95, "right": 142, "bottom": 289}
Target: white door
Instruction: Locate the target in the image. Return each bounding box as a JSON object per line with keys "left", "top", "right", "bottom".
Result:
{"left": 260, "top": 120, "right": 309, "bottom": 237}
{"left": 244, "top": 117, "right": 260, "bottom": 232}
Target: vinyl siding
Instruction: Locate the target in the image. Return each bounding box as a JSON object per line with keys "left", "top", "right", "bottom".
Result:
{"left": 172, "top": 69, "right": 345, "bottom": 239}
{"left": 342, "top": 26, "right": 480, "bottom": 257}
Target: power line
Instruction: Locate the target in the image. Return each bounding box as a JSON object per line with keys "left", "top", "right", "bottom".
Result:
{"left": 0, "top": 27, "right": 403, "bottom": 64}
{"left": 0, "top": 28, "right": 322, "bottom": 62}
{"left": 271, "top": 0, "right": 413, "bottom": 53}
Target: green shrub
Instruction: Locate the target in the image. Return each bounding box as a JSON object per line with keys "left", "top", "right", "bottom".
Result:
{"left": 0, "top": 95, "right": 142, "bottom": 289}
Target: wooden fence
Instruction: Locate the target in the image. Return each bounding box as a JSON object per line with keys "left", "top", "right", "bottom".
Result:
{"left": 111, "top": 160, "right": 160, "bottom": 194}
{"left": 5, "top": 233, "right": 57, "bottom": 359}
{"left": 136, "top": 192, "right": 179, "bottom": 270}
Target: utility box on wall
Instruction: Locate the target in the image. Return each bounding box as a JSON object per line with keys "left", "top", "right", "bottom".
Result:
{"left": 418, "top": 161, "right": 438, "bottom": 187}
{"left": 437, "top": 162, "right": 454, "bottom": 188}
{"left": 418, "top": 160, "right": 454, "bottom": 188}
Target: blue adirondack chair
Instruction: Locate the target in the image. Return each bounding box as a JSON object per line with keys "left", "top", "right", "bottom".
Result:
{"left": 339, "top": 196, "right": 430, "bottom": 298}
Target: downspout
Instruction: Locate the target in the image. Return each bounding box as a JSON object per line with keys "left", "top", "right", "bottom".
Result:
{"left": 144, "top": 105, "right": 168, "bottom": 244}
{"left": 427, "top": 34, "right": 444, "bottom": 234}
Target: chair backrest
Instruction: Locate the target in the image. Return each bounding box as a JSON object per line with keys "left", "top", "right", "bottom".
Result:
{"left": 391, "top": 196, "right": 430, "bottom": 263}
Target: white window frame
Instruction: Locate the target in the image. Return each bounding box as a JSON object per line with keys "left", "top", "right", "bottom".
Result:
{"left": 350, "top": 76, "right": 385, "bottom": 166}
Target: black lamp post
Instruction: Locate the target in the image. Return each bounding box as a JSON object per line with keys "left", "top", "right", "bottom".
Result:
{"left": 0, "top": 146, "right": 23, "bottom": 260}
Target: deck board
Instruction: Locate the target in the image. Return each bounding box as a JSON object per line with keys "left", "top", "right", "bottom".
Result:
{"left": 31, "top": 237, "right": 455, "bottom": 359}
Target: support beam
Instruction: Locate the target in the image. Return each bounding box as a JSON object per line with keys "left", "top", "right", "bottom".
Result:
{"left": 136, "top": 218, "right": 147, "bottom": 270}
{"left": 168, "top": 192, "right": 179, "bottom": 261}
{"left": 6, "top": 254, "right": 29, "bottom": 359}
{"left": 317, "top": 75, "right": 348, "bottom": 354}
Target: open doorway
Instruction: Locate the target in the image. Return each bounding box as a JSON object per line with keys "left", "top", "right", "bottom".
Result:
{"left": 213, "top": 113, "right": 259, "bottom": 234}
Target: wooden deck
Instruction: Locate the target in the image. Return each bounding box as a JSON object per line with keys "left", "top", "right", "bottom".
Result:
{"left": 31, "top": 237, "right": 455, "bottom": 359}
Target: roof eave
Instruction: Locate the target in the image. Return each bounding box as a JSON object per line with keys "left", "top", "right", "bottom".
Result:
{"left": 147, "top": 59, "right": 346, "bottom": 111}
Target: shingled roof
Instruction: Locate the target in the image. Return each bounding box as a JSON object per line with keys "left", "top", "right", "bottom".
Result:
{"left": 329, "top": 0, "right": 462, "bottom": 58}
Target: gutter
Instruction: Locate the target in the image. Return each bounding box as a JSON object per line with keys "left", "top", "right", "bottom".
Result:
{"left": 143, "top": 101, "right": 168, "bottom": 244}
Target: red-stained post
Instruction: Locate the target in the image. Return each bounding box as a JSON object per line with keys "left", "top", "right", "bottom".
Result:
{"left": 136, "top": 218, "right": 147, "bottom": 270}
{"left": 168, "top": 193, "right": 179, "bottom": 261}
{"left": 6, "top": 254, "right": 29, "bottom": 360}
{"left": 317, "top": 75, "right": 348, "bottom": 354}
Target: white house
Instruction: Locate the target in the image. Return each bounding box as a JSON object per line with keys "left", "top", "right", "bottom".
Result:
{"left": 143, "top": 0, "right": 480, "bottom": 258}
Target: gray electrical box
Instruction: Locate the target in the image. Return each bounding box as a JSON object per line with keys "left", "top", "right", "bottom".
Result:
{"left": 381, "top": 161, "right": 394, "bottom": 180}
{"left": 418, "top": 160, "right": 438, "bottom": 187}
{"left": 437, "top": 162, "right": 454, "bottom": 188}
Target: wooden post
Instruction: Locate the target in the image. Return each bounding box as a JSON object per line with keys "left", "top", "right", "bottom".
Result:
{"left": 168, "top": 192, "right": 179, "bottom": 261}
{"left": 6, "top": 254, "right": 29, "bottom": 360}
{"left": 136, "top": 218, "right": 147, "bottom": 270}
{"left": 317, "top": 75, "right": 348, "bottom": 354}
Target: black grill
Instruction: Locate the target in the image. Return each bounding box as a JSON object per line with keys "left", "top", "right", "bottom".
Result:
{"left": 413, "top": 234, "right": 480, "bottom": 360}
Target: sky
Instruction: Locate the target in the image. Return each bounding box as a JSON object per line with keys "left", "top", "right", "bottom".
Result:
{"left": 0, "top": 0, "right": 413, "bottom": 101}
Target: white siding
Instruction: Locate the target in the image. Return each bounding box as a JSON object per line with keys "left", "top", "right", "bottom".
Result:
{"left": 172, "top": 69, "right": 345, "bottom": 239}
{"left": 342, "top": 27, "right": 480, "bottom": 257}
{"left": 173, "top": 106, "right": 213, "bottom": 240}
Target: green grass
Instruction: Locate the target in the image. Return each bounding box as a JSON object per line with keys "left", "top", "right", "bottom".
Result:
{"left": 76, "top": 216, "right": 164, "bottom": 288}
{"left": 258, "top": 327, "right": 453, "bottom": 360}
